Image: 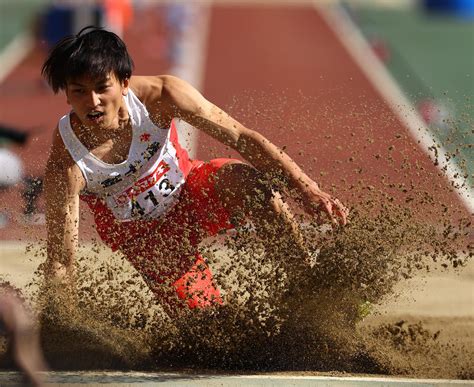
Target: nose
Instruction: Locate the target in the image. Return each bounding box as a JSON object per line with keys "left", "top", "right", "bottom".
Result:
{"left": 86, "top": 91, "right": 101, "bottom": 108}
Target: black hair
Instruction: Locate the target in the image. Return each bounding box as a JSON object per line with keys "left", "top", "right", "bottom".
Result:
{"left": 41, "top": 26, "right": 134, "bottom": 93}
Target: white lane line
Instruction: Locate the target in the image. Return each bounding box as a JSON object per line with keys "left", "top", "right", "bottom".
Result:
{"left": 0, "top": 32, "right": 34, "bottom": 85}
{"left": 170, "top": 4, "right": 211, "bottom": 159}
{"left": 315, "top": 2, "right": 474, "bottom": 214}
{"left": 7, "top": 371, "right": 470, "bottom": 385}
{"left": 234, "top": 374, "right": 471, "bottom": 384}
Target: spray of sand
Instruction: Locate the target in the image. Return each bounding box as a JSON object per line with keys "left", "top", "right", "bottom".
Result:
{"left": 18, "top": 182, "right": 469, "bottom": 377}
{"left": 1, "top": 94, "right": 472, "bottom": 378}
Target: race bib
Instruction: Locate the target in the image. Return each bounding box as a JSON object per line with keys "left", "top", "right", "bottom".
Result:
{"left": 106, "top": 150, "right": 184, "bottom": 221}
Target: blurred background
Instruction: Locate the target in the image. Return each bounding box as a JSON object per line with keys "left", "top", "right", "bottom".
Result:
{"left": 0, "top": 0, "right": 472, "bottom": 242}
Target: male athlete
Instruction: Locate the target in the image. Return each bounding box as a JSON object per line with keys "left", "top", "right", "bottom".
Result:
{"left": 42, "top": 27, "right": 348, "bottom": 313}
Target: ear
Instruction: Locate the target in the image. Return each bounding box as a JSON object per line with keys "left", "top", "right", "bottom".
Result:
{"left": 121, "top": 78, "right": 130, "bottom": 96}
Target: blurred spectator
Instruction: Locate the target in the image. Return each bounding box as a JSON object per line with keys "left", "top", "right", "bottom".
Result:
{"left": 417, "top": 98, "right": 452, "bottom": 130}
{"left": 0, "top": 148, "right": 23, "bottom": 189}
{"left": 165, "top": 4, "right": 195, "bottom": 65}
{"left": 22, "top": 178, "right": 44, "bottom": 221}
{"left": 369, "top": 37, "right": 391, "bottom": 64}
{"left": 41, "top": 0, "right": 105, "bottom": 49}
{"left": 0, "top": 126, "right": 28, "bottom": 145}
{"left": 103, "top": 0, "right": 133, "bottom": 37}
{"left": 40, "top": 0, "right": 133, "bottom": 50}
{"left": 423, "top": 0, "right": 474, "bottom": 19}
{"left": 0, "top": 125, "right": 24, "bottom": 227}
{"left": 0, "top": 125, "right": 44, "bottom": 227}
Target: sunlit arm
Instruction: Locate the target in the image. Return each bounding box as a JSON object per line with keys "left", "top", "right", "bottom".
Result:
{"left": 157, "top": 76, "right": 348, "bottom": 224}
{"left": 44, "top": 128, "right": 84, "bottom": 286}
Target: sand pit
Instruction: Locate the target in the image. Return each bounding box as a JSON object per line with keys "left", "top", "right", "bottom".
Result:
{"left": 0, "top": 224, "right": 472, "bottom": 381}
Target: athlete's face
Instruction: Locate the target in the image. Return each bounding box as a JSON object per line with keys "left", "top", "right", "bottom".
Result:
{"left": 65, "top": 72, "right": 129, "bottom": 130}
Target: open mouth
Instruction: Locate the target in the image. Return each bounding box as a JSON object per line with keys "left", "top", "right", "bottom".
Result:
{"left": 87, "top": 111, "right": 104, "bottom": 121}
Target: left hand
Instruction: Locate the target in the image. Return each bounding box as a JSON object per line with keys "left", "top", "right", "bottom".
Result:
{"left": 299, "top": 181, "right": 349, "bottom": 225}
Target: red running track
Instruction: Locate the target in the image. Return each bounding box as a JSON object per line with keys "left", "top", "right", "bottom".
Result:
{"left": 198, "top": 4, "right": 470, "bottom": 220}
{"left": 0, "top": 4, "right": 469, "bottom": 242}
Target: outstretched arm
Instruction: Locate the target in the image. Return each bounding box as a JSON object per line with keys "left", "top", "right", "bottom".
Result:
{"left": 44, "top": 128, "right": 84, "bottom": 289}
{"left": 145, "top": 75, "right": 348, "bottom": 225}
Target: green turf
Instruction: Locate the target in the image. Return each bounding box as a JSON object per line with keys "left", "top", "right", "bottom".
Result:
{"left": 352, "top": 5, "right": 474, "bottom": 184}
{"left": 0, "top": 0, "right": 50, "bottom": 52}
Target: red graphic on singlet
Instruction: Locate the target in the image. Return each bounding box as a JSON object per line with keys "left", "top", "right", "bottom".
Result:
{"left": 115, "top": 160, "right": 170, "bottom": 205}
{"left": 140, "top": 133, "right": 151, "bottom": 142}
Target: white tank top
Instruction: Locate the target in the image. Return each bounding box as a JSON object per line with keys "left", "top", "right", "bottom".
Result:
{"left": 58, "top": 89, "right": 187, "bottom": 221}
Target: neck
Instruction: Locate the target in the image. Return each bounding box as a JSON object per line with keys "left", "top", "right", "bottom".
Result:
{"left": 117, "top": 99, "right": 129, "bottom": 127}
{"left": 75, "top": 116, "right": 131, "bottom": 147}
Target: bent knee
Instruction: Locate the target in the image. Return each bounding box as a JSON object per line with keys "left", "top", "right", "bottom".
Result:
{"left": 214, "top": 162, "right": 274, "bottom": 212}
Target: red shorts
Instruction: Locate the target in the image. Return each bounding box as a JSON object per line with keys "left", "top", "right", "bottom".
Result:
{"left": 81, "top": 158, "right": 239, "bottom": 309}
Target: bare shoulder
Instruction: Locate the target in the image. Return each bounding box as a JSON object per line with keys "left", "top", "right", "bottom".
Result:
{"left": 130, "top": 75, "right": 205, "bottom": 122}
{"left": 132, "top": 75, "right": 201, "bottom": 104}
{"left": 129, "top": 75, "right": 164, "bottom": 105}
{"left": 46, "top": 126, "right": 84, "bottom": 193}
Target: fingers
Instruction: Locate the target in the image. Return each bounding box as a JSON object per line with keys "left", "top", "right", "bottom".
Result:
{"left": 302, "top": 189, "right": 349, "bottom": 226}
{"left": 316, "top": 197, "right": 349, "bottom": 226}
{"left": 333, "top": 198, "right": 349, "bottom": 225}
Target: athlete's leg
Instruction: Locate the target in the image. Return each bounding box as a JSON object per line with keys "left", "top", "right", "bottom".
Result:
{"left": 119, "top": 160, "right": 308, "bottom": 315}
{"left": 84, "top": 182, "right": 224, "bottom": 316}
{"left": 120, "top": 219, "right": 222, "bottom": 316}
{"left": 172, "top": 254, "right": 223, "bottom": 308}
{"left": 123, "top": 241, "right": 223, "bottom": 316}
{"left": 119, "top": 161, "right": 231, "bottom": 316}
{"left": 213, "top": 161, "right": 311, "bottom": 273}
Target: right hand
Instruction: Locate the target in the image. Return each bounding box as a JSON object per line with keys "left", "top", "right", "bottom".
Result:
{"left": 40, "top": 261, "right": 77, "bottom": 312}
